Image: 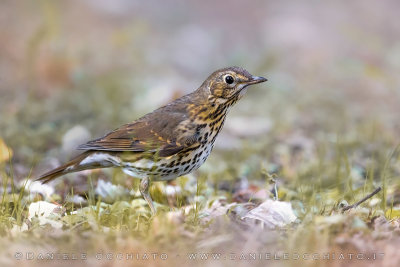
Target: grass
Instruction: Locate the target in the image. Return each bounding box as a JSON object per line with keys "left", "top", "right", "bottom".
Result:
{"left": 2, "top": 75, "right": 399, "bottom": 266}
{"left": 1, "top": 2, "right": 400, "bottom": 266}
{"left": 1, "top": 116, "right": 399, "bottom": 267}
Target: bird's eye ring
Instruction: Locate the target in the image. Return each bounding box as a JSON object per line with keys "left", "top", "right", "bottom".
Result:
{"left": 224, "top": 75, "right": 234, "bottom": 84}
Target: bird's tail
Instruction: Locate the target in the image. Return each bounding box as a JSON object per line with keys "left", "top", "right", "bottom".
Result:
{"left": 36, "top": 151, "right": 103, "bottom": 184}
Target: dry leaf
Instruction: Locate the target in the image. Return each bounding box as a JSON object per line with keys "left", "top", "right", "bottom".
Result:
{"left": 242, "top": 199, "right": 297, "bottom": 229}
{"left": 0, "top": 138, "right": 13, "bottom": 163}
{"left": 28, "top": 201, "right": 65, "bottom": 229}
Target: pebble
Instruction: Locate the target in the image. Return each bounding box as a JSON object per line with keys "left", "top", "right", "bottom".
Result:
{"left": 62, "top": 125, "right": 91, "bottom": 156}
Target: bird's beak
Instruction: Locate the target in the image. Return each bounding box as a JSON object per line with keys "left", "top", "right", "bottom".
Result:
{"left": 247, "top": 76, "right": 268, "bottom": 85}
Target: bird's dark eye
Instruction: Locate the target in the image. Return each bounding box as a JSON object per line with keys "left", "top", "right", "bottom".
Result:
{"left": 225, "top": 75, "right": 234, "bottom": 84}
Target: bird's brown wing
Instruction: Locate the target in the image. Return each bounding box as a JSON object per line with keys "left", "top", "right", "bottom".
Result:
{"left": 77, "top": 111, "right": 200, "bottom": 157}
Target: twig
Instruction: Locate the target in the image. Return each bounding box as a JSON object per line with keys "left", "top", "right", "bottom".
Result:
{"left": 341, "top": 187, "right": 381, "bottom": 212}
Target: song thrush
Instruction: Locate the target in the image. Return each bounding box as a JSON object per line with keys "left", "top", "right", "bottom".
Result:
{"left": 37, "top": 66, "right": 267, "bottom": 214}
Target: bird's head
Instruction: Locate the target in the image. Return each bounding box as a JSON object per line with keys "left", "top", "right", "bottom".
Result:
{"left": 203, "top": 66, "right": 267, "bottom": 101}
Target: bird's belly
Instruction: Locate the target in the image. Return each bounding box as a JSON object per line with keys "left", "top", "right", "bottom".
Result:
{"left": 121, "top": 143, "right": 214, "bottom": 181}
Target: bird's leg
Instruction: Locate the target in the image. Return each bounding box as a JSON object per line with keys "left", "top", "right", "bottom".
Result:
{"left": 139, "top": 177, "right": 156, "bottom": 214}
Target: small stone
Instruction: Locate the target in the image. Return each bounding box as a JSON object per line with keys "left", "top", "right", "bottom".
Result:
{"left": 62, "top": 125, "right": 91, "bottom": 156}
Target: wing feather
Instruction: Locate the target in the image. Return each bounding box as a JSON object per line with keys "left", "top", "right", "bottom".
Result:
{"left": 77, "top": 109, "right": 200, "bottom": 157}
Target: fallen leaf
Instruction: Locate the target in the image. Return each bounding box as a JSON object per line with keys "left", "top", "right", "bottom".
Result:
{"left": 19, "top": 179, "right": 55, "bottom": 200}
{"left": 242, "top": 199, "right": 297, "bottom": 229}
{"left": 95, "top": 179, "right": 130, "bottom": 203}
{"left": 0, "top": 138, "right": 12, "bottom": 163}
{"left": 200, "top": 198, "right": 237, "bottom": 224}
{"left": 385, "top": 207, "right": 400, "bottom": 219}
{"left": 28, "top": 201, "right": 65, "bottom": 229}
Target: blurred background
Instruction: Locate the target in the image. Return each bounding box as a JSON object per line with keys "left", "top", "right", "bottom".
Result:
{"left": 2, "top": 1, "right": 400, "bottom": 266}
{"left": 0, "top": 0, "right": 399, "bottom": 183}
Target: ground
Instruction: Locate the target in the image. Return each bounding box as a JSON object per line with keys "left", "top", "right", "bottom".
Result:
{"left": 1, "top": 1, "right": 400, "bottom": 266}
